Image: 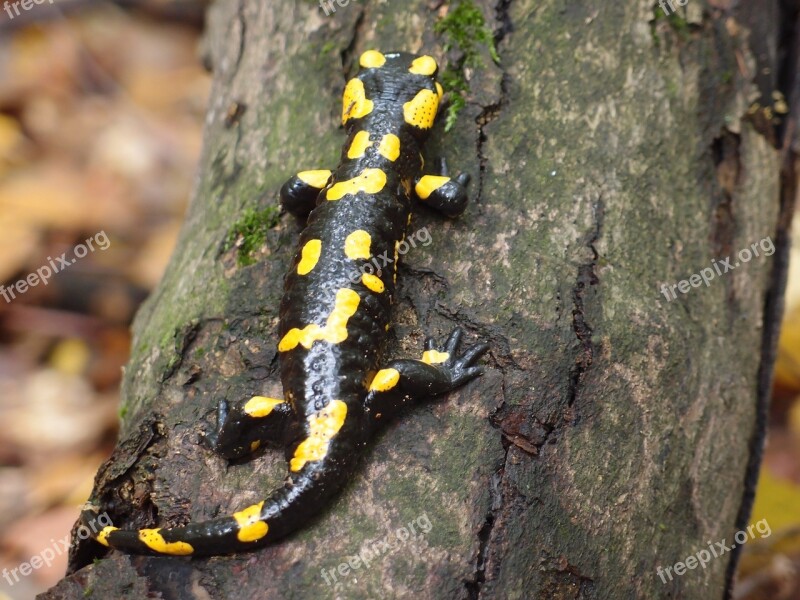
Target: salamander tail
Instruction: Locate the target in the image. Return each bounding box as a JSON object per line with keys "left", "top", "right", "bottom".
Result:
{"left": 81, "top": 457, "right": 352, "bottom": 556}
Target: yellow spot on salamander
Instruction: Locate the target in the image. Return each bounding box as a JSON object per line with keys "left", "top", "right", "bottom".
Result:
{"left": 378, "top": 134, "right": 400, "bottom": 161}
{"left": 97, "top": 526, "right": 118, "bottom": 547}
{"left": 297, "top": 239, "right": 322, "bottom": 275}
{"left": 138, "top": 528, "right": 194, "bottom": 555}
{"left": 422, "top": 350, "right": 450, "bottom": 364}
{"left": 233, "top": 501, "right": 268, "bottom": 542}
{"left": 370, "top": 368, "right": 400, "bottom": 391}
{"left": 250, "top": 440, "right": 261, "bottom": 451}
{"left": 435, "top": 82, "right": 443, "bottom": 99}
{"left": 297, "top": 169, "right": 331, "bottom": 189}
{"left": 362, "top": 273, "right": 385, "bottom": 293}
{"left": 359, "top": 50, "right": 386, "bottom": 68}
{"left": 415, "top": 175, "right": 450, "bottom": 200}
{"left": 290, "top": 400, "right": 348, "bottom": 471}
{"left": 244, "top": 396, "right": 285, "bottom": 417}
{"left": 393, "top": 241, "right": 400, "bottom": 283}
{"left": 326, "top": 169, "right": 387, "bottom": 200}
{"left": 345, "top": 230, "right": 371, "bottom": 259}
{"left": 409, "top": 55, "right": 437, "bottom": 75}
{"left": 342, "top": 78, "right": 373, "bottom": 124}
{"left": 348, "top": 130, "right": 372, "bottom": 158}
{"left": 403, "top": 89, "right": 439, "bottom": 129}
{"left": 278, "top": 288, "right": 360, "bottom": 351}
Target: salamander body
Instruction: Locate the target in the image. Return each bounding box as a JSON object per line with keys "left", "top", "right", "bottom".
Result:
{"left": 82, "top": 50, "right": 487, "bottom": 556}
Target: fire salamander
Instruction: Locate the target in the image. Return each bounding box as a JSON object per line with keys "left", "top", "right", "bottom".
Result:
{"left": 81, "top": 50, "right": 488, "bottom": 556}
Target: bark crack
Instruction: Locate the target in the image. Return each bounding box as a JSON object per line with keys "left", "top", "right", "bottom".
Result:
{"left": 465, "top": 466, "right": 503, "bottom": 599}
{"left": 465, "top": 3, "right": 514, "bottom": 597}
{"left": 475, "top": 0, "right": 513, "bottom": 204}
{"left": 528, "top": 194, "right": 603, "bottom": 455}
{"left": 67, "top": 418, "right": 166, "bottom": 572}
{"left": 234, "top": 0, "right": 246, "bottom": 71}
{"left": 339, "top": 7, "right": 366, "bottom": 76}
{"left": 568, "top": 196, "right": 603, "bottom": 415}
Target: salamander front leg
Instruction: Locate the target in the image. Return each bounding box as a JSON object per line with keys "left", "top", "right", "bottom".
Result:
{"left": 279, "top": 169, "right": 332, "bottom": 218}
{"left": 211, "top": 395, "right": 294, "bottom": 460}
{"left": 364, "top": 327, "right": 488, "bottom": 426}
{"left": 414, "top": 158, "right": 470, "bottom": 217}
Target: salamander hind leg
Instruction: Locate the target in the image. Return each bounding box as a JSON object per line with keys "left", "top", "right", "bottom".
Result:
{"left": 280, "top": 169, "right": 332, "bottom": 218}
{"left": 211, "top": 395, "right": 294, "bottom": 460}
{"left": 365, "top": 327, "right": 489, "bottom": 425}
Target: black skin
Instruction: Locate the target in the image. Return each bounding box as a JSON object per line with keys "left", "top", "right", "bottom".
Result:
{"left": 81, "top": 50, "right": 488, "bottom": 556}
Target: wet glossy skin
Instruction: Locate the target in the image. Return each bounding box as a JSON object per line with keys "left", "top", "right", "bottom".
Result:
{"left": 81, "top": 50, "right": 488, "bottom": 556}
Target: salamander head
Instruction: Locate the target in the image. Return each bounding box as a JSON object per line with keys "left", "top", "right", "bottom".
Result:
{"left": 342, "top": 50, "right": 443, "bottom": 139}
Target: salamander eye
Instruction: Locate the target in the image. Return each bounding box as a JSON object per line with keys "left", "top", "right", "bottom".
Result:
{"left": 409, "top": 55, "right": 438, "bottom": 76}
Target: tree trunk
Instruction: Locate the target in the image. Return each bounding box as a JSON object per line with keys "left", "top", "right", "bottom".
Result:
{"left": 42, "top": 0, "right": 799, "bottom": 598}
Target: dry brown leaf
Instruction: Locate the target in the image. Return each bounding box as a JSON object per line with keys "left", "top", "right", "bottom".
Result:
{"left": 0, "top": 214, "right": 40, "bottom": 283}
{"left": 0, "top": 370, "right": 112, "bottom": 453}
{"left": 27, "top": 452, "right": 105, "bottom": 510}
{"left": 0, "top": 165, "right": 130, "bottom": 231}
{"left": 0, "top": 113, "right": 28, "bottom": 175}
{"left": 48, "top": 338, "right": 90, "bottom": 376}
{"left": 0, "top": 505, "right": 82, "bottom": 589}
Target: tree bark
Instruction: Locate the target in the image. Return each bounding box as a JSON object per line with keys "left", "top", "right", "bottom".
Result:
{"left": 42, "top": 0, "right": 799, "bottom": 598}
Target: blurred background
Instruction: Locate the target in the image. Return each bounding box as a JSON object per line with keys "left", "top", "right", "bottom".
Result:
{"left": 0, "top": 2, "right": 797, "bottom": 599}
{"left": 0, "top": 1, "right": 209, "bottom": 598}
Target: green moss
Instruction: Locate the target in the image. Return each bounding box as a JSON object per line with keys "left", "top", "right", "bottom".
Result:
{"left": 320, "top": 40, "right": 336, "bottom": 56}
{"left": 651, "top": 4, "right": 690, "bottom": 42}
{"left": 666, "top": 80, "right": 678, "bottom": 97}
{"left": 154, "top": 326, "right": 182, "bottom": 375}
{"left": 435, "top": 0, "right": 498, "bottom": 62}
{"left": 438, "top": 66, "right": 469, "bottom": 132}
{"left": 160, "top": 328, "right": 175, "bottom": 350}
{"left": 667, "top": 12, "right": 689, "bottom": 35}
{"left": 225, "top": 206, "right": 281, "bottom": 266}
{"left": 434, "top": 0, "right": 499, "bottom": 132}
{"left": 118, "top": 404, "right": 128, "bottom": 420}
